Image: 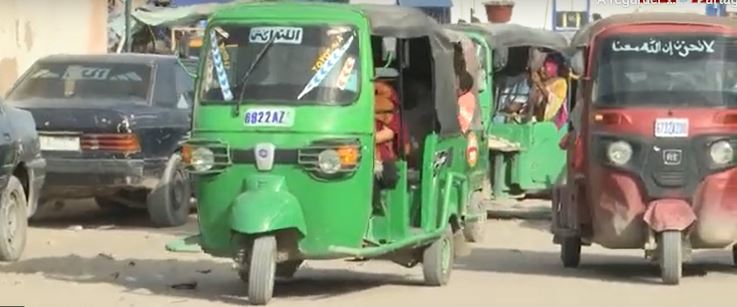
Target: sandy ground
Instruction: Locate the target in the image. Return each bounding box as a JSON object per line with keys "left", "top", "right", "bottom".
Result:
{"left": 1, "top": 200, "right": 737, "bottom": 307}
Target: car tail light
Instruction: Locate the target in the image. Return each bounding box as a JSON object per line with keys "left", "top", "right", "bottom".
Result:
{"left": 81, "top": 133, "right": 141, "bottom": 154}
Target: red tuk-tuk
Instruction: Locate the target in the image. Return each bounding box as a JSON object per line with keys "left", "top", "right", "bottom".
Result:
{"left": 553, "top": 13, "right": 737, "bottom": 285}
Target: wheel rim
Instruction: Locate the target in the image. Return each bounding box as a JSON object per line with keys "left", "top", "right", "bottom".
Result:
{"left": 1, "top": 190, "right": 24, "bottom": 255}
{"left": 440, "top": 236, "right": 451, "bottom": 274}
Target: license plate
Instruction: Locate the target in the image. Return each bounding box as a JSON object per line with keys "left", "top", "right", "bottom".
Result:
{"left": 654, "top": 118, "right": 688, "bottom": 138}
{"left": 39, "top": 135, "right": 80, "bottom": 151}
{"left": 244, "top": 108, "right": 295, "bottom": 127}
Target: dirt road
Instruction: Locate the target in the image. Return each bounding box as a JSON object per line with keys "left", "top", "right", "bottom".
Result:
{"left": 1, "top": 201, "right": 736, "bottom": 307}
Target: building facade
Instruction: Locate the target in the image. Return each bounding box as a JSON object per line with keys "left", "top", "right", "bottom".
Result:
{"left": 0, "top": 0, "right": 107, "bottom": 94}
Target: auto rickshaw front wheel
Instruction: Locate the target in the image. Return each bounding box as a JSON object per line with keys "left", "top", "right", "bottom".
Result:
{"left": 422, "top": 227, "right": 454, "bottom": 286}
{"left": 0, "top": 176, "right": 28, "bottom": 262}
{"left": 246, "top": 235, "right": 277, "bottom": 305}
{"left": 658, "top": 231, "right": 682, "bottom": 285}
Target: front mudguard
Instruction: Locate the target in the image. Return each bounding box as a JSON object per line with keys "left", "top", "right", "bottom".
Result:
{"left": 230, "top": 174, "right": 307, "bottom": 236}
{"left": 643, "top": 199, "right": 696, "bottom": 232}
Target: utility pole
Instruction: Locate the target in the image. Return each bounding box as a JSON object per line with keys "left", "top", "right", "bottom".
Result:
{"left": 125, "top": 0, "right": 133, "bottom": 52}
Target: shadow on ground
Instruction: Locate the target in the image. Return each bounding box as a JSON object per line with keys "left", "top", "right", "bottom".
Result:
{"left": 28, "top": 199, "right": 198, "bottom": 235}
{"left": 456, "top": 247, "right": 736, "bottom": 285}
{"left": 0, "top": 255, "right": 417, "bottom": 304}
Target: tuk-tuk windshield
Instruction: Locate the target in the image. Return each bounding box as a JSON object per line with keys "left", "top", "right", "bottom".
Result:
{"left": 594, "top": 34, "right": 737, "bottom": 107}
{"left": 199, "top": 24, "right": 360, "bottom": 105}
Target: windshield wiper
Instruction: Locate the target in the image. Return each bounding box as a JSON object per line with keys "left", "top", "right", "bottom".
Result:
{"left": 234, "top": 35, "right": 276, "bottom": 117}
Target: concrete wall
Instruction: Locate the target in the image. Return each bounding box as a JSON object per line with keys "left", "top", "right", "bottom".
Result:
{"left": 0, "top": 0, "right": 107, "bottom": 95}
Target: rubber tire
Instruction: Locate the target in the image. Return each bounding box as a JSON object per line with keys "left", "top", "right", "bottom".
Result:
{"left": 276, "top": 260, "right": 303, "bottom": 279}
{"left": 0, "top": 176, "right": 28, "bottom": 262}
{"left": 732, "top": 245, "right": 737, "bottom": 268}
{"left": 463, "top": 191, "right": 487, "bottom": 243}
{"left": 248, "top": 236, "right": 277, "bottom": 305}
{"left": 422, "top": 227, "right": 454, "bottom": 286}
{"left": 147, "top": 154, "right": 191, "bottom": 227}
{"left": 560, "top": 236, "right": 581, "bottom": 268}
{"left": 659, "top": 231, "right": 682, "bottom": 285}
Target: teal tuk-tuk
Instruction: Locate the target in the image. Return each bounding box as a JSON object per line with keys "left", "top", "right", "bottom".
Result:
{"left": 448, "top": 23, "right": 572, "bottom": 202}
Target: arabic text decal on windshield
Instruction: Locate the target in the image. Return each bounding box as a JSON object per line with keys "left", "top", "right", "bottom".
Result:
{"left": 249, "top": 27, "right": 303, "bottom": 44}
{"left": 611, "top": 38, "right": 716, "bottom": 58}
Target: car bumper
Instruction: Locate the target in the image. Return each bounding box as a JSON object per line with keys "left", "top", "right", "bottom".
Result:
{"left": 42, "top": 158, "right": 166, "bottom": 198}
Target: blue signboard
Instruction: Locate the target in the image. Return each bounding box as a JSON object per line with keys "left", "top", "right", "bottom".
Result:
{"left": 705, "top": 4, "right": 727, "bottom": 17}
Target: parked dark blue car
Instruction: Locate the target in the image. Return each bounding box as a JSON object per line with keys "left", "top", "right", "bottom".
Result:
{"left": 5, "top": 54, "right": 194, "bottom": 227}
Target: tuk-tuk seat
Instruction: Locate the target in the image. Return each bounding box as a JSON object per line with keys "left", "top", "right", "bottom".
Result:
{"left": 488, "top": 135, "right": 522, "bottom": 152}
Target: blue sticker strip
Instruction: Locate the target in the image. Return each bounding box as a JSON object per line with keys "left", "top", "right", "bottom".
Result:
{"left": 297, "top": 35, "right": 355, "bottom": 100}
{"left": 210, "top": 31, "right": 233, "bottom": 101}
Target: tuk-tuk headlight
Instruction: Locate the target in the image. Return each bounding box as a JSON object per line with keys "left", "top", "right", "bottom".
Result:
{"left": 607, "top": 141, "right": 632, "bottom": 166}
{"left": 710, "top": 140, "right": 733, "bottom": 165}
{"left": 190, "top": 146, "right": 215, "bottom": 172}
{"left": 317, "top": 149, "right": 342, "bottom": 174}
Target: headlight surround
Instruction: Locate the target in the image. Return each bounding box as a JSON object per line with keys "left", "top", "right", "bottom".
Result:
{"left": 607, "top": 141, "right": 633, "bottom": 166}
{"left": 190, "top": 146, "right": 215, "bottom": 172}
{"left": 709, "top": 140, "right": 733, "bottom": 165}
{"left": 317, "top": 149, "right": 342, "bottom": 174}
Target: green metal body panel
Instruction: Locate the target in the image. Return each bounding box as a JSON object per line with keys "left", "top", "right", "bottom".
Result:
{"left": 229, "top": 174, "right": 307, "bottom": 235}
{"left": 455, "top": 26, "right": 567, "bottom": 199}
{"left": 178, "top": 2, "right": 483, "bottom": 261}
{"left": 487, "top": 122, "right": 567, "bottom": 196}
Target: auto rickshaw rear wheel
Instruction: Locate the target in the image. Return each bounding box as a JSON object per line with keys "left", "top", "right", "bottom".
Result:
{"left": 422, "top": 227, "right": 454, "bottom": 286}
{"left": 247, "top": 235, "right": 277, "bottom": 305}
{"left": 463, "top": 191, "right": 487, "bottom": 243}
{"left": 0, "top": 176, "right": 28, "bottom": 262}
{"left": 658, "top": 231, "right": 682, "bottom": 285}
{"left": 560, "top": 236, "right": 581, "bottom": 268}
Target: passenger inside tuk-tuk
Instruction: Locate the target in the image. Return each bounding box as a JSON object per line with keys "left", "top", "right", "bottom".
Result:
{"left": 495, "top": 49, "right": 569, "bottom": 128}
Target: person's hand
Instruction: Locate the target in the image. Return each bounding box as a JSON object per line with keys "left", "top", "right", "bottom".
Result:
{"left": 530, "top": 71, "right": 541, "bottom": 83}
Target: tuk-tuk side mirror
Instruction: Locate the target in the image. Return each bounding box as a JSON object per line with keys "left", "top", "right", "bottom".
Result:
{"left": 571, "top": 49, "right": 585, "bottom": 76}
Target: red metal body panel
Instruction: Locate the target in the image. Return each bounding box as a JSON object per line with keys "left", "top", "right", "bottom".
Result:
{"left": 572, "top": 23, "right": 737, "bottom": 250}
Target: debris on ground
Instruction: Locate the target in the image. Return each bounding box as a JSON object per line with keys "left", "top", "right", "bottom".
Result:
{"left": 98, "top": 253, "right": 115, "bottom": 260}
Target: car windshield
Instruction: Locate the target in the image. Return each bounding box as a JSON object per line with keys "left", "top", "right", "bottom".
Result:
{"left": 594, "top": 34, "right": 737, "bottom": 108}
{"left": 200, "top": 24, "right": 360, "bottom": 105}
{"left": 7, "top": 62, "right": 152, "bottom": 104}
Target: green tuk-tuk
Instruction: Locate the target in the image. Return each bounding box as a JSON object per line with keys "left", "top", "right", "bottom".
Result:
{"left": 168, "top": 2, "right": 488, "bottom": 304}
{"left": 447, "top": 23, "right": 572, "bottom": 202}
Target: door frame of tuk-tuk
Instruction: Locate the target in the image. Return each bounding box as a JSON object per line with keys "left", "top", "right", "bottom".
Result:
{"left": 555, "top": 13, "right": 737, "bottom": 284}
{"left": 172, "top": 3, "right": 478, "bottom": 302}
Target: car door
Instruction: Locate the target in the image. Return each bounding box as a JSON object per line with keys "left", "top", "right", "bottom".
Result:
{"left": 0, "top": 99, "right": 16, "bottom": 189}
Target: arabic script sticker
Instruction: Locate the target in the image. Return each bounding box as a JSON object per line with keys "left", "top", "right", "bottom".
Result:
{"left": 466, "top": 133, "right": 479, "bottom": 168}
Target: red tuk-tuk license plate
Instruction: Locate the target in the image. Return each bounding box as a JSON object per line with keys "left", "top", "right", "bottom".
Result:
{"left": 654, "top": 118, "right": 688, "bottom": 138}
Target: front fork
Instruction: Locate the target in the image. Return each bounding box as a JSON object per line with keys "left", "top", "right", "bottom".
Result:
{"left": 644, "top": 228, "right": 692, "bottom": 262}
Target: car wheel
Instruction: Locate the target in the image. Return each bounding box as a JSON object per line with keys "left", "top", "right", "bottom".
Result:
{"left": 0, "top": 176, "right": 28, "bottom": 262}
{"left": 147, "top": 154, "right": 191, "bottom": 227}
{"left": 422, "top": 227, "right": 454, "bottom": 286}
